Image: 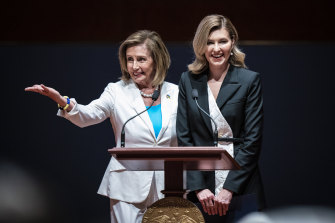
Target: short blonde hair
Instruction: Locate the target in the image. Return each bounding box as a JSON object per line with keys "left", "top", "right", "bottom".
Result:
{"left": 119, "top": 30, "right": 170, "bottom": 86}
{"left": 188, "top": 14, "right": 247, "bottom": 74}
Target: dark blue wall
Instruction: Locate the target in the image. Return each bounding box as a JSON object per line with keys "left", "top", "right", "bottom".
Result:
{"left": 1, "top": 43, "right": 335, "bottom": 222}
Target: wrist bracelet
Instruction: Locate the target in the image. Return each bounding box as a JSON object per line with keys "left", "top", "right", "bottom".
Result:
{"left": 58, "top": 96, "right": 70, "bottom": 110}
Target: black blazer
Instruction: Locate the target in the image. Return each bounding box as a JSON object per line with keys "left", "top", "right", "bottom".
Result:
{"left": 176, "top": 65, "right": 265, "bottom": 209}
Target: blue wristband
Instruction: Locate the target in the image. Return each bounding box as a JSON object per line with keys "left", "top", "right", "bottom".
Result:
{"left": 58, "top": 96, "right": 70, "bottom": 110}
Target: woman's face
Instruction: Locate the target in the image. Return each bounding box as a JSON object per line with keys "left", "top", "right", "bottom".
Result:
{"left": 126, "top": 44, "right": 155, "bottom": 88}
{"left": 204, "top": 27, "right": 234, "bottom": 69}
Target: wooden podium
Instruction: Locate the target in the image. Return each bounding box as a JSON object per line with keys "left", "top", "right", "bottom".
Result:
{"left": 108, "top": 147, "right": 240, "bottom": 198}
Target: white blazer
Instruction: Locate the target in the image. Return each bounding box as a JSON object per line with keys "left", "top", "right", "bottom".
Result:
{"left": 58, "top": 80, "right": 178, "bottom": 203}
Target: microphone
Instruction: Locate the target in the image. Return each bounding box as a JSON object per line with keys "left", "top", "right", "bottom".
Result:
{"left": 191, "top": 89, "right": 244, "bottom": 146}
{"left": 120, "top": 89, "right": 160, "bottom": 147}
{"left": 192, "top": 89, "right": 218, "bottom": 147}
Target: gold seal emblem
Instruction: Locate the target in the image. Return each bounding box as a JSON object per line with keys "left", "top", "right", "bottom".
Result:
{"left": 142, "top": 197, "right": 204, "bottom": 223}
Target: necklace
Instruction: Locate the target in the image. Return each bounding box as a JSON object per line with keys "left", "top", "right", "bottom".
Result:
{"left": 140, "top": 91, "right": 154, "bottom": 98}
{"left": 140, "top": 86, "right": 159, "bottom": 98}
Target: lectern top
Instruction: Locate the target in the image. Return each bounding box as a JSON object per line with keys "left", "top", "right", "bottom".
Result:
{"left": 108, "top": 146, "right": 240, "bottom": 171}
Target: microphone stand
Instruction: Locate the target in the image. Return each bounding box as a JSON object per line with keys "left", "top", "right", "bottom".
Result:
{"left": 192, "top": 89, "right": 244, "bottom": 147}
{"left": 192, "top": 89, "right": 218, "bottom": 147}
{"left": 120, "top": 89, "right": 160, "bottom": 148}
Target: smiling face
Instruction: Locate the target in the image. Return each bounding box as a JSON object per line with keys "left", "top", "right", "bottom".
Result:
{"left": 126, "top": 43, "right": 155, "bottom": 89}
{"left": 205, "top": 27, "right": 234, "bottom": 70}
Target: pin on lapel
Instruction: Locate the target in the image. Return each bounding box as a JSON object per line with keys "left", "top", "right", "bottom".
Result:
{"left": 166, "top": 94, "right": 171, "bottom": 99}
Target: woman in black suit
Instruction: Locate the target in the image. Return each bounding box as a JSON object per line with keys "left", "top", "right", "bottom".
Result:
{"left": 177, "top": 14, "right": 265, "bottom": 222}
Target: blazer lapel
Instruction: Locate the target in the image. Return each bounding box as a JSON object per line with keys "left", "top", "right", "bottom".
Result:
{"left": 157, "top": 82, "right": 173, "bottom": 141}
{"left": 189, "top": 72, "right": 213, "bottom": 135}
{"left": 216, "top": 66, "right": 241, "bottom": 109}
{"left": 127, "top": 81, "right": 156, "bottom": 139}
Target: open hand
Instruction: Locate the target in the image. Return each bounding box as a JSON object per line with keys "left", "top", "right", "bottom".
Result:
{"left": 196, "top": 189, "right": 217, "bottom": 215}
{"left": 214, "top": 188, "right": 233, "bottom": 216}
{"left": 25, "top": 84, "right": 62, "bottom": 103}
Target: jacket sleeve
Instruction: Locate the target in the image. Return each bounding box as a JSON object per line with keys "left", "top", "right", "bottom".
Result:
{"left": 57, "top": 83, "right": 115, "bottom": 128}
{"left": 176, "top": 72, "right": 194, "bottom": 146}
{"left": 223, "top": 73, "right": 264, "bottom": 193}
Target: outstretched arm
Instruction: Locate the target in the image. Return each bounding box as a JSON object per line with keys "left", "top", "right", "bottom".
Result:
{"left": 25, "top": 84, "right": 74, "bottom": 112}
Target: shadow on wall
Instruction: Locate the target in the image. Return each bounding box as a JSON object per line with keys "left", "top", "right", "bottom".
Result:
{"left": 238, "top": 206, "right": 335, "bottom": 223}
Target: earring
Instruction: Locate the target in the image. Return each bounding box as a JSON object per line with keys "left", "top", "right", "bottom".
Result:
{"left": 230, "top": 52, "right": 233, "bottom": 55}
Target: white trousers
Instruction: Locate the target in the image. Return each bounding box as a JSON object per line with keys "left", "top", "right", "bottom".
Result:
{"left": 109, "top": 173, "right": 160, "bottom": 223}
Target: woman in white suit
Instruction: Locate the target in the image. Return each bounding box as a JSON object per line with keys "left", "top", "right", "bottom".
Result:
{"left": 25, "top": 30, "right": 179, "bottom": 223}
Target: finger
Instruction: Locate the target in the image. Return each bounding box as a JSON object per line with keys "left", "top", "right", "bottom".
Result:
{"left": 204, "top": 199, "right": 212, "bottom": 215}
{"left": 40, "top": 85, "right": 50, "bottom": 95}
{"left": 218, "top": 203, "right": 223, "bottom": 216}
{"left": 223, "top": 201, "right": 230, "bottom": 215}
{"left": 33, "top": 84, "right": 43, "bottom": 89}
{"left": 212, "top": 203, "right": 218, "bottom": 215}
{"left": 41, "top": 84, "right": 49, "bottom": 93}
{"left": 200, "top": 200, "right": 208, "bottom": 214}
{"left": 25, "top": 85, "right": 39, "bottom": 91}
{"left": 214, "top": 199, "right": 221, "bottom": 216}
{"left": 24, "top": 87, "right": 33, "bottom": 91}
{"left": 25, "top": 87, "right": 40, "bottom": 93}
{"left": 30, "top": 84, "right": 43, "bottom": 90}
{"left": 208, "top": 199, "right": 215, "bottom": 215}
{"left": 213, "top": 200, "right": 218, "bottom": 215}
{"left": 197, "top": 193, "right": 208, "bottom": 214}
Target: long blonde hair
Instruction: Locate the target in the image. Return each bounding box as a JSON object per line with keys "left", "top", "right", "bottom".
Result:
{"left": 188, "top": 14, "right": 247, "bottom": 74}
